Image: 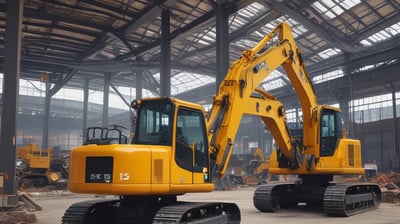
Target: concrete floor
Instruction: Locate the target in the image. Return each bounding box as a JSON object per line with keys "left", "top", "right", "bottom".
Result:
{"left": 33, "top": 186, "right": 400, "bottom": 224}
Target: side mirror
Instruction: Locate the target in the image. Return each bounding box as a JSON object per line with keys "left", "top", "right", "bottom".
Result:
{"left": 131, "top": 100, "right": 140, "bottom": 109}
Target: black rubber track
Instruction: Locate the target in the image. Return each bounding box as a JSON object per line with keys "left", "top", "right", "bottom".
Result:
{"left": 323, "top": 183, "right": 381, "bottom": 216}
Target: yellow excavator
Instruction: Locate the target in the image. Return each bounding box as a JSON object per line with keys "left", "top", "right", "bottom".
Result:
{"left": 63, "top": 22, "right": 380, "bottom": 223}
{"left": 16, "top": 143, "right": 64, "bottom": 189}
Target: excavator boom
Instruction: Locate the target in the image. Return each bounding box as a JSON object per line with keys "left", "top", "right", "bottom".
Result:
{"left": 207, "top": 22, "right": 318, "bottom": 178}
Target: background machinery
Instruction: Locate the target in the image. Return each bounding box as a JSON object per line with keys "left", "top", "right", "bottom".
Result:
{"left": 63, "top": 22, "right": 380, "bottom": 223}
{"left": 16, "top": 143, "right": 68, "bottom": 189}
{"left": 250, "top": 148, "right": 270, "bottom": 182}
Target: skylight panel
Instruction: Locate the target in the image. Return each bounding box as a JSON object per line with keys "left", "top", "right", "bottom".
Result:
{"left": 233, "top": 18, "right": 246, "bottom": 26}
{"left": 312, "top": 69, "right": 344, "bottom": 84}
{"left": 237, "top": 2, "right": 266, "bottom": 19}
{"left": 360, "top": 39, "right": 372, "bottom": 46}
{"left": 234, "top": 39, "right": 258, "bottom": 48}
{"left": 261, "top": 78, "right": 286, "bottom": 91}
{"left": 312, "top": 0, "right": 361, "bottom": 20}
{"left": 259, "top": 17, "right": 285, "bottom": 33}
{"left": 358, "top": 64, "right": 375, "bottom": 71}
{"left": 293, "top": 25, "right": 308, "bottom": 35}
{"left": 318, "top": 48, "right": 341, "bottom": 59}
{"left": 323, "top": 0, "right": 335, "bottom": 8}
{"left": 253, "top": 31, "right": 264, "bottom": 38}
{"left": 325, "top": 11, "right": 336, "bottom": 19}
{"left": 202, "top": 34, "right": 215, "bottom": 42}
{"left": 192, "top": 28, "right": 216, "bottom": 46}
{"left": 266, "top": 69, "right": 284, "bottom": 80}
{"left": 232, "top": 2, "right": 267, "bottom": 33}
{"left": 360, "top": 22, "right": 400, "bottom": 46}
{"left": 341, "top": 0, "right": 361, "bottom": 10}
{"left": 171, "top": 72, "right": 215, "bottom": 95}
{"left": 388, "top": 23, "right": 400, "bottom": 35}
{"left": 331, "top": 5, "right": 344, "bottom": 15}
{"left": 291, "top": 25, "right": 308, "bottom": 38}
{"left": 313, "top": 2, "right": 328, "bottom": 12}
{"left": 260, "top": 70, "right": 286, "bottom": 91}
{"left": 197, "top": 39, "right": 210, "bottom": 45}
{"left": 238, "top": 9, "right": 254, "bottom": 18}
{"left": 247, "top": 2, "right": 264, "bottom": 12}
{"left": 258, "top": 16, "right": 307, "bottom": 39}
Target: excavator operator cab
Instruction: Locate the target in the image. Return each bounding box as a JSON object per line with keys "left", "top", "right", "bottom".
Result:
{"left": 132, "top": 98, "right": 210, "bottom": 180}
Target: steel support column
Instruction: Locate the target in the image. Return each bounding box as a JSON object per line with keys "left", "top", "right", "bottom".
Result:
{"left": 42, "top": 83, "right": 51, "bottom": 149}
{"left": 82, "top": 78, "right": 89, "bottom": 144}
{"left": 339, "top": 100, "right": 350, "bottom": 125}
{"left": 40, "top": 69, "right": 78, "bottom": 149}
{"left": 136, "top": 71, "right": 142, "bottom": 99}
{"left": 342, "top": 53, "right": 354, "bottom": 137}
{"left": 0, "top": 0, "right": 23, "bottom": 204}
{"left": 160, "top": 9, "right": 171, "bottom": 97}
{"left": 215, "top": 1, "right": 230, "bottom": 92}
{"left": 102, "top": 75, "right": 111, "bottom": 127}
{"left": 42, "top": 70, "right": 77, "bottom": 149}
{"left": 392, "top": 88, "right": 399, "bottom": 168}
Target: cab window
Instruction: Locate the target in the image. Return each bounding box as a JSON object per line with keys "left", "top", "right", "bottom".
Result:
{"left": 175, "top": 107, "right": 208, "bottom": 172}
{"left": 135, "top": 100, "right": 173, "bottom": 146}
{"left": 320, "top": 109, "right": 342, "bottom": 156}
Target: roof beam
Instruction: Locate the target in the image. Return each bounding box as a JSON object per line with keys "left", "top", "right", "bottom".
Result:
{"left": 307, "top": 40, "right": 400, "bottom": 75}
{"left": 261, "top": 0, "right": 361, "bottom": 52}
{"left": 49, "top": 69, "right": 77, "bottom": 96}
{"left": 12, "top": 55, "right": 215, "bottom": 76}
{"left": 114, "top": 0, "right": 251, "bottom": 62}
{"left": 178, "top": 9, "right": 281, "bottom": 60}
{"left": 353, "top": 14, "right": 400, "bottom": 42}
{"left": 21, "top": 7, "right": 110, "bottom": 32}
{"left": 79, "top": 0, "right": 178, "bottom": 60}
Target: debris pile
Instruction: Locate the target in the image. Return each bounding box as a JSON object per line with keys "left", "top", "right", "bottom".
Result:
{"left": 0, "top": 211, "right": 36, "bottom": 224}
{"left": 0, "top": 194, "right": 41, "bottom": 224}
{"left": 370, "top": 172, "right": 400, "bottom": 203}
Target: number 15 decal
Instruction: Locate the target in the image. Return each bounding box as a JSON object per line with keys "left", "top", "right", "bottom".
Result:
{"left": 119, "top": 172, "right": 130, "bottom": 181}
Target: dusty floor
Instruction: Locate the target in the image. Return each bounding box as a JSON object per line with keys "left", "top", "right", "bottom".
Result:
{"left": 30, "top": 186, "right": 400, "bottom": 224}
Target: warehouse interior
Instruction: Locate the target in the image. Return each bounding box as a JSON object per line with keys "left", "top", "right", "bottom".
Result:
{"left": 0, "top": 0, "right": 399, "bottom": 212}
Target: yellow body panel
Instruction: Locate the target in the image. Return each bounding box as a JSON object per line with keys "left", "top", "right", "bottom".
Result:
{"left": 17, "top": 143, "right": 52, "bottom": 169}
{"left": 269, "top": 138, "right": 365, "bottom": 175}
{"left": 68, "top": 144, "right": 214, "bottom": 195}
{"left": 29, "top": 153, "right": 51, "bottom": 169}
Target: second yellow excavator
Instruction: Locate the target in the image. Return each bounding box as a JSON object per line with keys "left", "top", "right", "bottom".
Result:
{"left": 63, "top": 22, "right": 380, "bottom": 223}
{"left": 16, "top": 143, "right": 66, "bottom": 189}
{"left": 250, "top": 148, "right": 269, "bottom": 181}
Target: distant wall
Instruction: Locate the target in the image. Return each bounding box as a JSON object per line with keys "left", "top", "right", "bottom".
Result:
{"left": 353, "top": 118, "right": 400, "bottom": 172}
{"left": 16, "top": 112, "right": 131, "bottom": 150}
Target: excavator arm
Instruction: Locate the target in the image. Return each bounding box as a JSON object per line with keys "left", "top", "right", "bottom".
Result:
{"left": 207, "top": 22, "right": 318, "bottom": 178}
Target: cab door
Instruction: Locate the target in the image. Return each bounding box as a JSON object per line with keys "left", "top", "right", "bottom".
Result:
{"left": 173, "top": 107, "right": 209, "bottom": 184}
{"left": 319, "top": 108, "right": 342, "bottom": 157}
